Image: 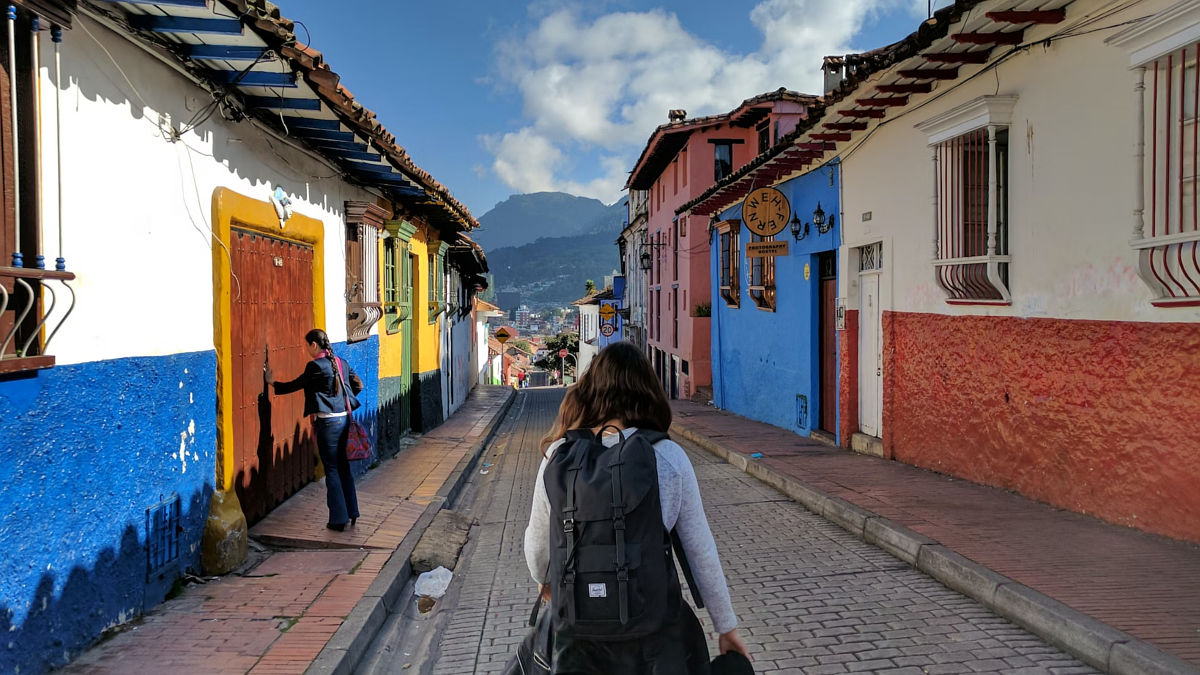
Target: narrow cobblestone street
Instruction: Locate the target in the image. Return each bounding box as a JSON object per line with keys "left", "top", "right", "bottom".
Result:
{"left": 365, "top": 389, "right": 1097, "bottom": 675}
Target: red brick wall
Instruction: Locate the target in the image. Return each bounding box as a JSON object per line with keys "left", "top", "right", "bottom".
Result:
{"left": 883, "top": 311, "right": 1200, "bottom": 543}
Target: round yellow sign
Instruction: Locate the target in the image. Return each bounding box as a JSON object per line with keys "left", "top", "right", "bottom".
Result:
{"left": 742, "top": 187, "right": 790, "bottom": 237}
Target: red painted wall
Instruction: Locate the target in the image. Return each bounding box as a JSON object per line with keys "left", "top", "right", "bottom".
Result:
{"left": 838, "top": 309, "right": 859, "bottom": 447}
{"left": 883, "top": 311, "right": 1200, "bottom": 543}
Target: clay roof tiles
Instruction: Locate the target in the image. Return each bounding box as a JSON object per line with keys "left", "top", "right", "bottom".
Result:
{"left": 216, "top": 0, "right": 478, "bottom": 231}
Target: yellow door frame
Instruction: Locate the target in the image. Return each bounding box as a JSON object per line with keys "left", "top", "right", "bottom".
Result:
{"left": 210, "top": 187, "right": 326, "bottom": 494}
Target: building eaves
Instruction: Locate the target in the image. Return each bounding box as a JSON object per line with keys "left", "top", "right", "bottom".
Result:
{"left": 625, "top": 88, "right": 818, "bottom": 191}
{"left": 679, "top": 0, "right": 1065, "bottom": 217}
{"left": 89, "top": 0, "right": 478, "bottom": 232}
{"left": 223, "top": 0, "right": 479, "bottom": 232}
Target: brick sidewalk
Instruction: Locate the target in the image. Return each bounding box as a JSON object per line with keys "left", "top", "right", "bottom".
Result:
{"left": 669, "top": 399, "right": 1200, "bottom": 671}
{"left": 63, "top": 386, "right": 514, "bottom": 675}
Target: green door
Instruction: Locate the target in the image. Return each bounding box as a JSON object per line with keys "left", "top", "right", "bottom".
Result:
{"left": 399, "top": 251, "right": 414, "bottom": 434}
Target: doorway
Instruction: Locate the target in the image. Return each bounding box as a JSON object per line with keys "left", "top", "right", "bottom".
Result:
{"left": 818, "top": 252, "right": 837, "bottom": 434}
{"left": 230, "top": 229, "right": 316, "bottom": 523}
{"left": 857, "top": 243, "right": 883, "bottom": 438}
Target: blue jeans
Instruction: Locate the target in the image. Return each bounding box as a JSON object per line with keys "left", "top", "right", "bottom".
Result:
{"left": 314, "top": 416, "right": 360, "bottom": 526}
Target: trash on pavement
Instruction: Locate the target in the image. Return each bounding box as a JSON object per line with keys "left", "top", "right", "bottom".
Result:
{"left": 750, "top": 452, "right": 764, "bottom": 459}
{"left": 415, "top": 565, "right": 453, "bottom": 598}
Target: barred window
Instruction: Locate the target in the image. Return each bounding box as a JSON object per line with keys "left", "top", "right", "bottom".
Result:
{"left": 748, "top": 233, "right": 777, "bottom": 312}
{"left": 917, "top": 96, "right": 1016, "bottom": 305}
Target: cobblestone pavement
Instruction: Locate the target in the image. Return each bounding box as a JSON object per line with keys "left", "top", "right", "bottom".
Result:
{"left": 399, "top": 388, "right": 1097, "bottom": 675}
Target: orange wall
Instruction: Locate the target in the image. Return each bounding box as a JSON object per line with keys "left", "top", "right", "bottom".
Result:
{"left": 883, "top": 311, "right": 1200, "bottom": 543}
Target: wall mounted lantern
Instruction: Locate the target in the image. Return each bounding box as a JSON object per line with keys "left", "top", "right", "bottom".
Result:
{"left": 639, "top": 234, "right": 664, "bottom": 271}
{"left": 789, "top": 213, "right": 808, "bottom": 241}
{"left": 813, "top": 202, "right": 835, "bottom": 235}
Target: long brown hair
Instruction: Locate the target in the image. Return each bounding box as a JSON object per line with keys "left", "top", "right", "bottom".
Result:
{"left": 541, "top": 342, "right": 671, "bottom": 453}
{"left": 305, "top": 328, "right": 340, "bottom": 394}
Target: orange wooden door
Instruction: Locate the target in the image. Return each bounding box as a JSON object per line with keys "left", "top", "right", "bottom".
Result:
{"left": 230, "top": 229, "right": 316, "bottom": 523}
{"left": 819, "top": 253, "right": 838, "bottom": 434}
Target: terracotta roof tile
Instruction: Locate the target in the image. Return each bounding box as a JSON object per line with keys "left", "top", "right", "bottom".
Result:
{"left": 219, "top": 0, "right": 479, "bottom": 231}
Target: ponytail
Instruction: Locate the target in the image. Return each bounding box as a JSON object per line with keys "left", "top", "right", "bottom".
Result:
{"left": 305, "top": 328, "right": 340, "bottom": 395}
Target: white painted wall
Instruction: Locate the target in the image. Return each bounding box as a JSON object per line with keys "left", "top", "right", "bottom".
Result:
{"left": 38, "top": 16, "right": 380, "bottom": 366}
{"left": 578, "top": 305, "right": 599, "bottom": 375}
{"left": 839, "top": 0, "right": 1199, "bottom": 323}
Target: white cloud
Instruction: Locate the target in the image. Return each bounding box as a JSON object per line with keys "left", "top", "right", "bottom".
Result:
{"left": 486, "top": 0, "right": 947, "bottom": 203}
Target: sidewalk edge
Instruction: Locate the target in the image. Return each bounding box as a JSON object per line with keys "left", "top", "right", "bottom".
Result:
{"left": 307, "top": 388, "right": 518, "bottom": 675}
{"left": 669, "top": 420, "right": 1199, "bottom": 675}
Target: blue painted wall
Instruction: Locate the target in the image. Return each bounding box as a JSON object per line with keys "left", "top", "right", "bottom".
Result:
{"left": 710, "top": 163, "right": 840, "bottom": 434}
{"left": 0, "top": 351, "right": 217, "bottom": 674}
{"left": 337, "top": 336, "right": 380, "bottom": 473}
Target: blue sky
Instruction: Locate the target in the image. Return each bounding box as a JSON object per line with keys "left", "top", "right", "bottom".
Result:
{"left": 275, "top": 0, "right": 952, "bottom": 216}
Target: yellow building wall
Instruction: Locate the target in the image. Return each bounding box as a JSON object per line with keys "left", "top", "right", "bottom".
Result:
{"left": 378, "top": 231, "right": 405, "bottom": 380}
{"left": 414, "top": 225, "right": 442, "bottom": 375}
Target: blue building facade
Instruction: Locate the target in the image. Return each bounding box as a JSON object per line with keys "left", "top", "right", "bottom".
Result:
{"left": 0, "top": 352, "right": 218, "bottom": 673}
{"left": 0, "top": 339, "right": 378, "bottom": 674}
{"left": 710, "top": 162, "right": 841, "bottom": 435}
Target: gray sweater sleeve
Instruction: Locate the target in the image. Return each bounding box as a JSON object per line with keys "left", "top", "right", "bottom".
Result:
{"left": 655, "top": 439, "right": 739, "bottom": 635}
{"left": 523, "top": 434, "right": 738, "bottom": 635}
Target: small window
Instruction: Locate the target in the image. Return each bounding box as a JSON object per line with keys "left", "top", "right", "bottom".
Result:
{"left": 757, "top": 120, "right": 770, "bottom": 154}
{"left": 680, "top": 147, "right": 688, "bottom": 187}
{"left": 681, "top": 360, "right": 689, "bottom": 375}
{"left": 748, "top": 233, "right": 777, "bottom": 312}
{"left": 715, "top": 220, "right": 740, "bottom": 307}
{"left": 713, "top": 142, "right": 733, "bottom": 181}
{"left": 384, "top": 238, "right": 400, "bottom": 333}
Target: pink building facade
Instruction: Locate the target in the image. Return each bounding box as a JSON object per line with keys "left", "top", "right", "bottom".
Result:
{"left": 626, "top": 91, "right": 815, "bottom": 399}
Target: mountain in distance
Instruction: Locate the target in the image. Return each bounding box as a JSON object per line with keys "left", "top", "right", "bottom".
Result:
{"left": 472, "top": 192, "right": 614, "bottom": 250}
{"left": 478, "top": 194, "right": 627, "bottom": 312}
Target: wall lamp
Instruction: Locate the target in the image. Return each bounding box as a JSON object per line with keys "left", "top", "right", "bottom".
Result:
{"left": 639, "top": 235, "right": 665, "bottom": 271}
{"left": 791, "top": 203, "right": 835, "bottom": 241}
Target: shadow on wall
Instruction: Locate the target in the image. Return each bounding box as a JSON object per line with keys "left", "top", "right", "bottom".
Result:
{"left": 63, "top": 15, "right": 365, "bottom": 251}
{"left": 0, "top": 487, "right": 212, "bottom": 674}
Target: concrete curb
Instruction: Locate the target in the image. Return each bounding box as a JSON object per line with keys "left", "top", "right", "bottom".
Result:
{"left": 669, "top": 420, "right": 1199, "bottom": 675}
{"left": 308, "top": 388, "right": 518, "bottom": 675}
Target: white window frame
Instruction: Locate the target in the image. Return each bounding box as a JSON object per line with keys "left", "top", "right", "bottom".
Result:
{"left": 1108, "top": 0, "right": 1200, "bottom": 307}
{"left": 916, "top": 95, "right": 1017, "bottom": 305}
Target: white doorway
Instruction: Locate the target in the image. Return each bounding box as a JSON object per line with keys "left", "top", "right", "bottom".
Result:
{"left": 858, "top": 243, "right": 883, "bottom": 437}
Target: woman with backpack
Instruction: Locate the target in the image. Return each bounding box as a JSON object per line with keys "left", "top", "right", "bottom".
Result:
{"left": 265, "top": 328, "right": 363, "bottom": 532}
{"left": 524, "top": 341, "right": 749, "bottom": 674}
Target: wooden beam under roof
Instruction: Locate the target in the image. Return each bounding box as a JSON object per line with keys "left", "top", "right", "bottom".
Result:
{"left": 795, "top": 141, "right": 837, "bottom": 151}
{"left": 924, "top": 50, "right": 991, "bottom": 64}
{"left": 823, "top": 121, "right": 867, "bottom": 131}
{"left": 952, "top": 31, "right": 1023, "bottom": 45}
{"left": 811, "top": 132, "right": 851, "bottom": 142}
{"left": 857, "top": 96, "right": 908, "bottom": 107}
{"left": 898, "top": 68, "right": 958, "bottom": 80}
{"left": 877, "top": 82, "right": 933, "bottom": 94}
{"left": 986, "top": 9, "right": 1066, "bottom": 24}
{"left": 839, "top": 108, "right": 887, "bottom": 118}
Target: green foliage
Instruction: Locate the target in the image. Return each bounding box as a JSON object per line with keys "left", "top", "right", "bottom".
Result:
{"left": 533, "top": 332, "right": 580, "bottom": 376}
{"left": 585, "top": 279, "right": 596, "bottom": 293}
{"left": 513, "top": 339, "right": 533, "bottom": 354}
{"left": 693, "top": 302, "right": 711, "bottom": 317}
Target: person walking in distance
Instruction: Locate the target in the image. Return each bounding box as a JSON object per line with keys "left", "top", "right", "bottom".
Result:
{"left": 524, "top": 341, "right": 749, "bottom": 673}
{"left": 265, "top": 328, "right": 363, "bottom": 532}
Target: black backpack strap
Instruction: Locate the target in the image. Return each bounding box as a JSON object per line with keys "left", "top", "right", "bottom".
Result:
{"left": 608, "top": 431, "right": 631, "bottom": 625}
{"left": 559, "top": 430, "right": 593, "bottom": 625}
{"left": 671, "top": 529, "right": 705, "bottom": 609}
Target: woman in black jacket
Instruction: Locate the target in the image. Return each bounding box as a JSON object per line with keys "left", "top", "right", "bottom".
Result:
{"left": 266, "top": 328, "right": 363, "bottom": 531}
